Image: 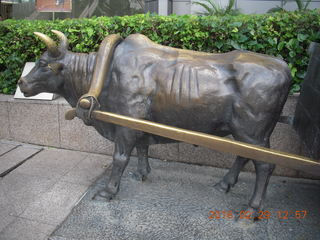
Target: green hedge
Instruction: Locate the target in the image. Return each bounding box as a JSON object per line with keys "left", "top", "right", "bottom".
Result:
{"left": 0, "top": 11, "right": 319, "bottom": 94}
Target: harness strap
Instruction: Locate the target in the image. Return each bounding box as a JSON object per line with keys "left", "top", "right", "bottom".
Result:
{"left": 78, "top": 34, "right": 123, "bottom": 110}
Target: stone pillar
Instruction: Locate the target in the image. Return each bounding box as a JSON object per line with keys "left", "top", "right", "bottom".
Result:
{"left": 158, "top": 0, "right": 168, "bottom": 15}
{"left": 294, "top": 42, "right": 320, "bottom": 160}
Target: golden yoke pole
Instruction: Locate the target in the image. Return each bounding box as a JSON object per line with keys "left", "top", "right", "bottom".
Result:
{"left": 65, "top": 108, "right": 320, "bottom": 176}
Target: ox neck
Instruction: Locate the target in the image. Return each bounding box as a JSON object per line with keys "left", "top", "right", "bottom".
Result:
{"left": 59, "top": 51, "right": 97, "bottom": 107}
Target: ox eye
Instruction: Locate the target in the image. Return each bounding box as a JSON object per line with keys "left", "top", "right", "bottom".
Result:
{"left": 38, "top": 60, "right": 48, "bottom": 67}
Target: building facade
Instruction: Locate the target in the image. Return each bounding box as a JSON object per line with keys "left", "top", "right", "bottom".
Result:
{"left": 0, "top": 0, "right": 319, "bottom": 20}
{"left": 148, "top": 0, "right": 320, "bottom": 15}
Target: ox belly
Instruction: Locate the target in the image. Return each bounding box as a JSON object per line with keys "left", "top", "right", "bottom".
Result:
{"left": 142, "top": 94, "right": 232, "bottom": 145}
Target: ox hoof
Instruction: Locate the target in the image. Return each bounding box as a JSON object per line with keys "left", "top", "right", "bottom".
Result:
{"left": 235, "top": 207, "right": 259, "bottom": 226}
{"left": 129, "top": 171, "right": 148, "bottom": 182}
{"left": 93, "top": 190, "right": 115, "bottom": 201}
{"left": 214, "top": 181, "right": 231, "bottom": 193}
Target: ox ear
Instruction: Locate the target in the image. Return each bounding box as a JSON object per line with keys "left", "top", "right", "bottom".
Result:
{"left": 51, "top": 30, "right": 69, "bottom": 51}
{"left": 34, "top": 32, "right": 61, "bottom": 58}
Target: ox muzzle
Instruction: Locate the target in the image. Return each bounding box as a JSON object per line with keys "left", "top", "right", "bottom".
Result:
{"left": 18, "top": 77, "right": 35, "bottom": 97}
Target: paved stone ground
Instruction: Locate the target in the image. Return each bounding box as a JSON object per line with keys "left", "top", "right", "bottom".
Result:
{"left": 50, "top": 157, "right": 320, "bottom": 240}
{"left": 0, "top": 140, "right": 319, "bottom": 240}
{"left": 0, "top": 140, "right": 112, "bottom": 240}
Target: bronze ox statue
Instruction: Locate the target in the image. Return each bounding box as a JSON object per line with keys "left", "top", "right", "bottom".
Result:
{"left": 18, "top": 30, "right": 291, "bottom": 219}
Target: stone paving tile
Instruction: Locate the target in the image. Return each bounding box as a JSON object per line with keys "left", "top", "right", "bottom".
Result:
{"left": 0, "top": 102, "right": 10, "bottom": 139}
{"left": 0, "top": 171, "right": 58, "bottom": 217}
{"left": 20, "top": 181, "right": 89, "bottom": 225}
{"left": 14, "top": 148, "right": 88, "bottom": 180}
{"left": 0, "top": 185, "right": 18, "bottom": 232}
{"left": 0, "top": 218, "right": 56, "bottom": 240}
{"left": 0, "top": 146, "right": 41, "bottom": 176}
{"left": 0, "top": 140, "right": 43, "bottom": 151}
{"left": 0, "top": 143, "right": 19, "bottom": 156}
{"left": 0, "top": 144, "right": 107, "bottom": 239}
{"left": 0, "top": 141, "right": 112, "bottom": 239}
{"left": 61, "top": 153, "right": 112, "bottom": 186}
{"left": 0, "top": 215, "right": 16, "bottom": 234}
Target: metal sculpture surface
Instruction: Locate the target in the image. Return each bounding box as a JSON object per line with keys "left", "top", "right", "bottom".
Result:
{"left": 19, "top": 31, "right": 293, "bottom": 219}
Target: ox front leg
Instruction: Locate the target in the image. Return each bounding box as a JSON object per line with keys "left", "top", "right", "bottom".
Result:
{"left": 131, "top": 145, "right": 151, "bottom": 181}
{"left": 93, "top": 128, "right": 136, "bottom": 201}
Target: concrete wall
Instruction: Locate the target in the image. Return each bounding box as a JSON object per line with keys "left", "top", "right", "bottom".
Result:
{"left": 152, "top": 0, "right": 320, "bottom": 16}
{"left": 172, "top": 0, "right": 191, "bottom": 15}
{"left": 1, "top": 94, "right": 318, "bottom": 179}
{"left": 188, "top": 0, "right": 320, "bottom": 15}
{"left": 145, "top": 0, "right": 159, "bottom": 13}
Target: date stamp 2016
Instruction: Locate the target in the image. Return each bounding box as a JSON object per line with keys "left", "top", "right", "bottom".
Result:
{"left": 208, "top": 210, "right": 308, "bottom": 220}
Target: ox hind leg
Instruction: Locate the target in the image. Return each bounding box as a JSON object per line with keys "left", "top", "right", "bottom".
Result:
{"left": 214, "top": 156, "right": 249, "bottom": 193}
{"left": 131, "top": 145, "right": 151, "bottom": 181}
{"left": 231, "top": 135, "right": 275, "bottom": 221}
{"left": 217, "top": 136, "right": 275, "bottom": 221}
{"left": 235, "top": 140, "right": 275, "bottom": 222}
{"left": 248, "top": 158, "right": 275, "bottom": 216}
{"left": 94, "top": 127, "right": 136, "bottom": 201}
{"left": 214, "top": 118, "right": 276, "bottom": 220}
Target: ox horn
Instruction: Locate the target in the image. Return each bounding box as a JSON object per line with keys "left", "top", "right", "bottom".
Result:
{"left": 51, "top": 30, "right": 69, "bottom": 50}
{"left": 34, "top": 32, "right": 60, "bottom": 58}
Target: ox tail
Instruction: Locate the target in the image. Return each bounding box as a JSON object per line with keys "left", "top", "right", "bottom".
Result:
{"left": 277, "top": 62, "right": 294, "bottom": 126}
